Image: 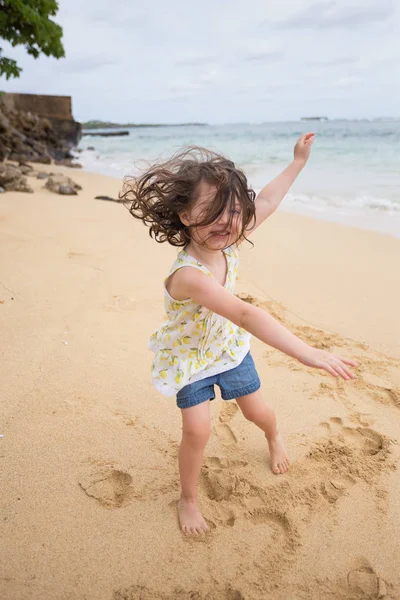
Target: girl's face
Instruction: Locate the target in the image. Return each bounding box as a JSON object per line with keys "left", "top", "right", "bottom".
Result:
{"left": 181, "top": 181, "right": 242, "bottom": 250}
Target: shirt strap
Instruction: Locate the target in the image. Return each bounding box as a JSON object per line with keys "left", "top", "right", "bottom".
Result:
{"left": 166, "top": 250, "right": 212, "bottom": 281}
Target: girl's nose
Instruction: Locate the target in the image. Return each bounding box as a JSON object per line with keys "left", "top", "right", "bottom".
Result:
{"left": 218, "top": 209, "right": 230, "bottom": 226}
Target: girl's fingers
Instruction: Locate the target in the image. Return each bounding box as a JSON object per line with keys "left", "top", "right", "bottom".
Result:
{"left": 330, "top": 358, "right": 355, "bottom": 380}
{"left": 337, "top": 356, "right": 358, "bottom": 367}
{"left": 320, "top": 363, "right": 338, "bottom": 377}
{"left": 341, "top": 364, "right": 355, "bottom": 378}
{"left": 334, "top": 365, "right": 350, "bottom": 380}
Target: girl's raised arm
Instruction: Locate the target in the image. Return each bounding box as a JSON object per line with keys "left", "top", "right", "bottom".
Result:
{"left": 247, "top": 133, "right": 315, "bottom": 236}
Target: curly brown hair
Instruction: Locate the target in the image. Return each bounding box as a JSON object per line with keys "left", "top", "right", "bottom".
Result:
{"left": 119, "top": 146, "right": 256, "bottom": 247}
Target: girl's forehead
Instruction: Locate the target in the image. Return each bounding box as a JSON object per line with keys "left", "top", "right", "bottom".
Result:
{"left": 195, "top": 181, "right": 217, "bottom": 202}
{"left": 193, "top": 180, "right": 240, "bottom": 209}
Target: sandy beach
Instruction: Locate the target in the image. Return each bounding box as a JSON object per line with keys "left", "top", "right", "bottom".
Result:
{"left": 1, "top": 165, "right": 400, "bottom": 600}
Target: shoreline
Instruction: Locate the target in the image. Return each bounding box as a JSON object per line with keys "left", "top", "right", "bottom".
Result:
{"left": 76, "top": 161, "right": 400, "bottom": 240}
{"left": 279, "top": 201, "right": 400, "bottom": 240}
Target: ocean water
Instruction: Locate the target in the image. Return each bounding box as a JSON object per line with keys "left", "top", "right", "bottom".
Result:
{"left": 77, "top": 120, "right": 400, "bottom": 237}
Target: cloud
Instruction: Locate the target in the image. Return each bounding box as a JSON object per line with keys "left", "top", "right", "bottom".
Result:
{"left": 307, "top": 56, "right": 359, "bottom": 67}
{"left": 60, "top": 56, "right": 118, "bottom": 72}
{"left": 1, "top": 0, "right": 399, "bottom": 122}
{"left": 242, "top": 51, "right": 284, "bottom": 63}
{"left": 175, "top": 56, "right": 218, "bottom": 67}
{"left": 275, "top": 0, "right": 395, "bottom": 30}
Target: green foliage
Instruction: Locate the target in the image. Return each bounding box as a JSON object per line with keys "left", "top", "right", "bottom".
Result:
{"left": 0, "top": 0, "right": 65, "bottom": 79}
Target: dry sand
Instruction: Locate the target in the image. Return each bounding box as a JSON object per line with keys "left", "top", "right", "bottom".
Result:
{"left": 1, "top": 165, "right": 400, "bottom": 600}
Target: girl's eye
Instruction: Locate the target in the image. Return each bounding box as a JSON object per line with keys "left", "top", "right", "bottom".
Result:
{"left": 231, "top": 209, "right": 241, "bottom": 215}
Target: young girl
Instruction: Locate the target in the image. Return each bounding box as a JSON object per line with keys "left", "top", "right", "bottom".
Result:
{"left": 120, "top": 134, "right": 357, "bottom": 536}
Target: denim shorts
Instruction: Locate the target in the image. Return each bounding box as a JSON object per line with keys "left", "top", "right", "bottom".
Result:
{"left": 176, "top": 352, "right": 261, "bottom": 409}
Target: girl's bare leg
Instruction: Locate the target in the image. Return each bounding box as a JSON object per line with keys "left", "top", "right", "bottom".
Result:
{"left": 236, "top": 389, "right": 289, "bottom": 474}
{"left": 178, "top": 400, "right": 211, "bottom": 535}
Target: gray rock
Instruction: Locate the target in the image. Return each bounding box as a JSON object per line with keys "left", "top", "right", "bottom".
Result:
{"left": 87, "top": 146, "right": 95, "bottom": 151}
{"left": 45, "top": 173, "right": 82, "bottom": 195}
{"left": 37, "top": 172, "right": 49, "bottom": 179}
{"left": 0, "top": 186, "right": 5, "bottom": 193}
{"left": 19, "top": 165, "right": 34, "bottom": 175}
{"left": 59, "top": 184, "right": 78, "bottom": 195}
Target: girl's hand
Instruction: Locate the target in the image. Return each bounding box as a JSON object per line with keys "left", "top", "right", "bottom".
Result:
{"left": 299, "top": 348, "right": 358, "bottom": 380}
{"left": 294, "top": 132, "right": 315, "bottom": 165}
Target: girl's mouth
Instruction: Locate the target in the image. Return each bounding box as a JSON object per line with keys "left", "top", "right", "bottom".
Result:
{"left": 212, "top": 231, "right": 230, "bottom": 238}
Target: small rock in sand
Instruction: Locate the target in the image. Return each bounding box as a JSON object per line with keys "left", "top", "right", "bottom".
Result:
{"left": 45, "top": 174, "right": 82, "bottom": 195}
{"left": 59, "top": 185, "right": 78, "bottom": 195}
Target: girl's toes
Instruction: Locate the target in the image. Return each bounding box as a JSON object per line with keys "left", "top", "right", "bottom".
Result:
{"left": 272, "top": 463, "right": 281, "bottom": 474}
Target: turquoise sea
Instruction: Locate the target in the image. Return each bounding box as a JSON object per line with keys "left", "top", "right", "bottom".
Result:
{"left": 77, "top": 120, "right": 400, "bottom": 237}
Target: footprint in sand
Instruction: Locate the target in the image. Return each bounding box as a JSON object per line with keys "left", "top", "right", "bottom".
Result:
{"left": 299, "top": 558, "right": 391, "bottom": 599}
{"left": 361, "top": 372, "right": 400, "bottom": 409}
{"left": 200, "top": 455, "right": 246, "bottom": 503}
{"left": 219, "top": 402, "right": 239, "bottom": 423}
{"left": 200, "top": 456, "right": 291, "bottom": 536}
{"left": 214, "top": 402, "right": 240, "bottom": 445}
{"left": 318, "top": 416, "right": 386, "bottom": 457}
{"left": 78, "top": 467, "right": 133, "bottom": 508}
{"left": 347, "top": 560, "right": 390, "bottom": 599}
{"left": 301, "top": 416, "right": 393, "bottom": 510}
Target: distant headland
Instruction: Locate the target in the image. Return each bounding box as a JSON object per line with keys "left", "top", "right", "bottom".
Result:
{"left": 82, "top": 120, "right": 208, "bottom": 130}
{"left": 300, "top": 116, "right": 328, "bottom": 121}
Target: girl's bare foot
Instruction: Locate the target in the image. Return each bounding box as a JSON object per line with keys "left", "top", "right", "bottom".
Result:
{"left": 267, "top": 432, "right": 290, "bottom": 474}
{"left": 177, "top": 497, "right": 209, "bottom": 535}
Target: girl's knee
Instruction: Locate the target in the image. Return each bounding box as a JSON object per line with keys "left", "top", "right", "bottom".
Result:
{"left": 241, "top": 402, "right": 271, "bottom": 424}
{"left": 181, "top": 402, "right": 211, "bottom": 446}
{"left": 182, "top": 421, "right": 211, "bottom": 446}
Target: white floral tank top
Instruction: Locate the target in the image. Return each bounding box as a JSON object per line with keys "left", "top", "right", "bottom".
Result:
{"left": 148, "top": 244, "right": 251, "bottom": 396}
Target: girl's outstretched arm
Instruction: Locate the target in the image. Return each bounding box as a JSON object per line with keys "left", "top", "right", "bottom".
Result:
{"left": 249, "top": 133, "right": 315, "bottom": 233}
{"left": 175, "top": 266, "right": 357, "bottom": 380}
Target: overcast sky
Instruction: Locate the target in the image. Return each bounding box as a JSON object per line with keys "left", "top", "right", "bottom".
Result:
{"left": 2, "top": 0, "right": 400, "bottom": 123}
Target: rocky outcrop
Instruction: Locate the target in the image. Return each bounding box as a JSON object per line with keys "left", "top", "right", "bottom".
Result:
{"left": 0, "top": 103, "right": 77, "bottom": 164}
{"left": 0, "top": 163, "right": 33, "bottom": 193}
{"left": 0, "top": 92, "right": 82, "bottom": 165}
{"left": 1, "top": 93, "right": 81, "bottom": 146}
